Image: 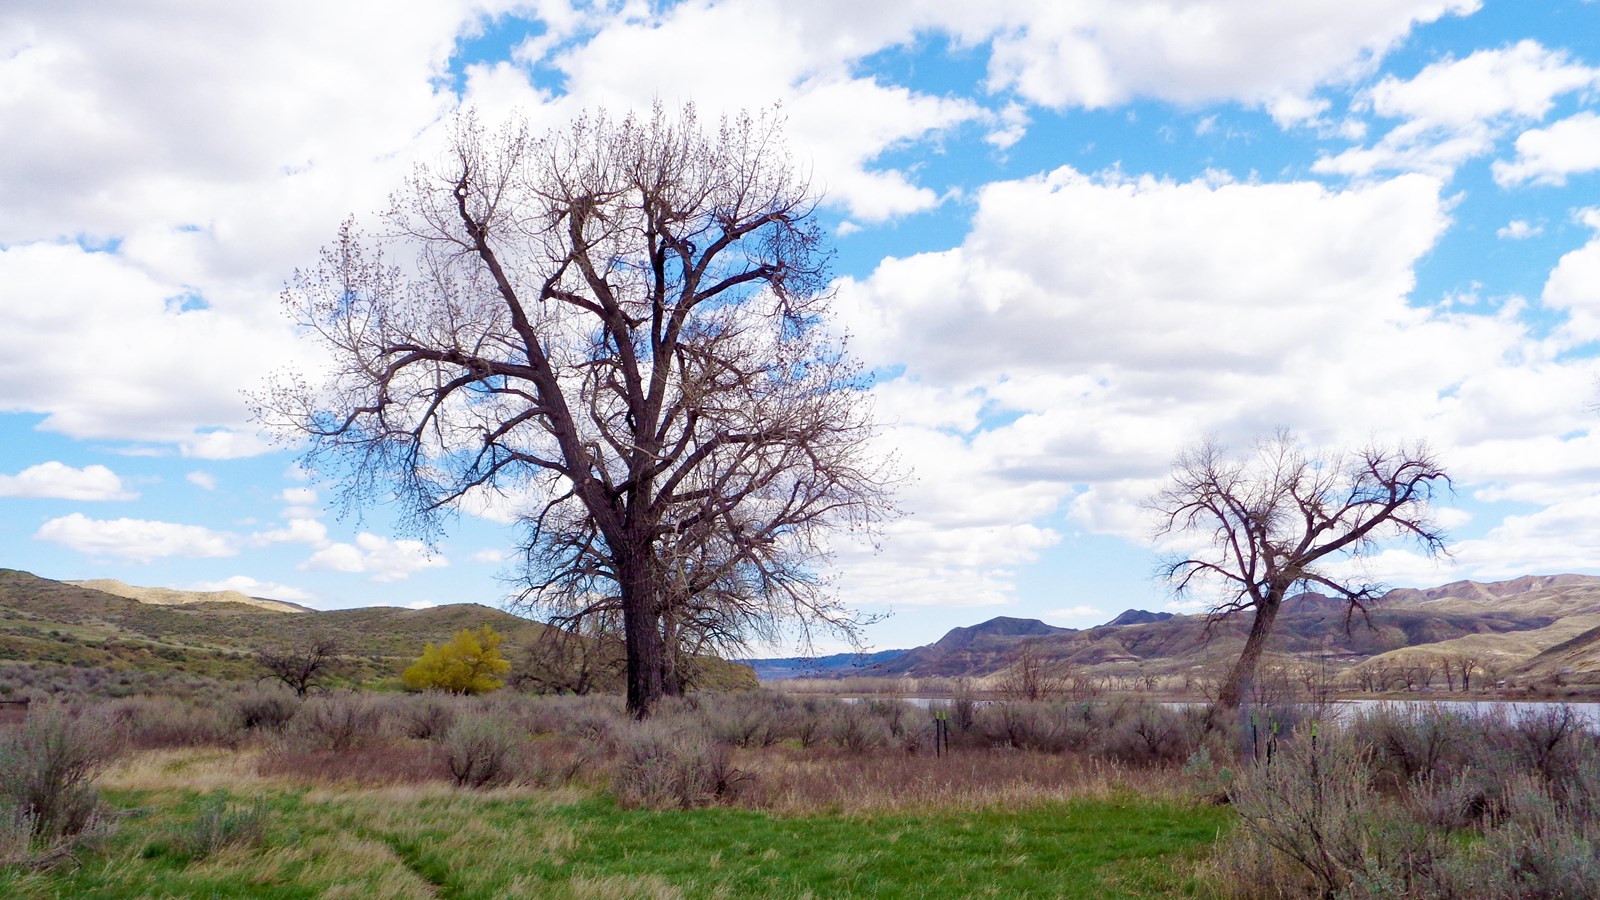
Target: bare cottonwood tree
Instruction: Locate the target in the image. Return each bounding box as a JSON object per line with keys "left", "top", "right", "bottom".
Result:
{"left": 258, "top": 106, "right": 893, "bottom": 716}
{"left": 256, "top": 637, "right": 340, "bottom": 698}
{"left": 1148, "top": 432, "right": 1449, "bottom": 711}
{"left": 1446, "top": 652, "right": 1484, "bottom": 692}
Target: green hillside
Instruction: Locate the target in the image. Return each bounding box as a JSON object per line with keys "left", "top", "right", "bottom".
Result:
{"left": 0, "top": 569, "right": 755, "bottom": 694}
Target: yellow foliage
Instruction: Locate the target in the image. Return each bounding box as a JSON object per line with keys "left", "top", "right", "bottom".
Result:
{"left": 402, "top": 626, "right": 511, "bottom": 695}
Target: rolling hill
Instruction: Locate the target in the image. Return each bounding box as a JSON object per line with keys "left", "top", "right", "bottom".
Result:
{"left": 0, "top": 569, "right": 756, "bottom": 692}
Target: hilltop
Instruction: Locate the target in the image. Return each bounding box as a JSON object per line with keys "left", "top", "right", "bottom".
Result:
{"left": 69, "top": 578, "right": 315, "bottom": 614}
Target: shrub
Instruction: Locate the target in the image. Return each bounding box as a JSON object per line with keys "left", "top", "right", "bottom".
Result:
{"left": 0, "top": 703, "right": 121, "bottom": 842}
{"left": 287, "top": 692, "right": 384, "bottom": 752}
{"left": 699, "top": 691, "right": 784, "bottom": 748}
{"left": 1349, "top": 703, "right": 1476, "bottom": 786}
{"left": 1223, "top": 734, "right": 1425, "bottom": 898}
{"left": 975, "top": 701, "right": 1082, "bottom": 753}
{"left": 611, "top": 724, "right": 749, "bottom": 810}
{"left": 442, "top": 714, "right": 522, "bottom": 789}
{"left": 402, "top": 626, "right": 511, "bottom": 695}
{"left": 1205, "top": 711, "right": 1600, "bottom": 899}
{"left": 830, "top": 702, "right": 891, "bottom": 753}
{"left": 1507, "top": 704, "right": 1591, "bottom": 783}
{"left": 232, "top": 686, "right": 300, "bottom": 733}
{"left": 106, "top": 696, "right": 234, "bottom": 749}
{"left": 791, "top": 697, "right": 830, "bottom": 748}
{"left": 394, "top": 694, "right": 458, "bottom": 740}
{"left": 1094, "top": 700, "right": 1199, "bottom": 766}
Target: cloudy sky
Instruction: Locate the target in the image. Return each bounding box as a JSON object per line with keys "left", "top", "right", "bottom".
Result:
{"left": 4, "top": 0, "right": 1600, "bottom": 651}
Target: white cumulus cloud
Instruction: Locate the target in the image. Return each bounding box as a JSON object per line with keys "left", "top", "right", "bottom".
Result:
{"left": 0, "top": 461, "right": 136, "bottom": 500}
{"left": 34, "top": 513, "right": 237, "bottom": 562}
{"left": 1494, "top": 112, "right": 1600, "bottom": 186}
{"left": 1317, "top": 40, "right": 1600, "bottom": 178}
{"left": 301, "top": 532, "right": 447, "bottom": 582}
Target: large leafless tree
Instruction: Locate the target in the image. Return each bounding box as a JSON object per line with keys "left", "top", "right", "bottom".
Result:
{"left": 258, "top": 106, "right": 894, "bottom": 716}
{"left": 1148, "top": 432, "right": 1449, "bottom": 711}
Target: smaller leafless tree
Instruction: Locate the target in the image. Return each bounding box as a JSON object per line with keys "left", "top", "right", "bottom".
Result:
{"left": 1446, "top": 652, "right": 1484, "bottom": 693}
{"left": 1149, "top": 431, "right": 1449, "bottom": 712}
{"left": 256, "top": 637, "right": 340, "bottom": 698}
{"left": 995, "top": 641, "right": 1069, "bottom": 701}
{"left": 513, "top": 616, "right": 626, "bottom": 696}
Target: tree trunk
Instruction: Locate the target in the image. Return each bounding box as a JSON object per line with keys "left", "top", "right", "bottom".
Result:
{"left": 1215, "top": 595, "right": 1283, "bottom": 711}
{"left": 620, "top": 557, "right": 667, "bottom": 718}
{"left": 659, "top": 609, "right": 685, "bottom": 697}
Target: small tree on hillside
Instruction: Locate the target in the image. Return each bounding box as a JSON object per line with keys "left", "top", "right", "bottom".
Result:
{"left": 256, "top": 637, "right": 340, "bottom": 698}
{"left": 1148, "top": 431, "right": 1449, "bottom": 712}
{"left": 403, "top": 626, "right": 512, "bottom": 695}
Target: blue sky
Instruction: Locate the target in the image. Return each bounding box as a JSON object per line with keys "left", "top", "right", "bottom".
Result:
{"left": 4, "top": 0, "right": 1600, "bottom": 652}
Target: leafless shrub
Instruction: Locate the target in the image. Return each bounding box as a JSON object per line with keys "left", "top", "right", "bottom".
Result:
{"left": 994, "top": 642, "right": 1070, "bottom": 701}
{"left": 698, "top": 691, "right": 784, "bottom": 748}
{"left": 1095, "top": 700, "right": 1199, "bottom": 765}
{"left": 830, "top": 702, "right": 892, "bottom": 753}
{"left": 867, "top": 698, "right": 917, "bottom": 739}
{"left": 790, "top": 697, "right": 833, "bottom": 748}
{"left": 1348, "top": 704, "right": 1476, "bottom": 786}
{"left": 393, "top": 694, "right": 459, "bottom": 740}
{"left": 255, "top": 637, "right": 341, "bottom": 698}
{"left": 976, "top": 701, "right": 1079, "bottom": 753}
{"left": 1507, "top": 704, "right": 1592, "bottom": 783}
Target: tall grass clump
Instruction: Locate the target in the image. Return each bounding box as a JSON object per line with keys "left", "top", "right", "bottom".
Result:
{"left": 0, "top": 703, "right": 122, "bottom": 866}
{"left": 146, "top": 790, "right": 271, "bottom": 864}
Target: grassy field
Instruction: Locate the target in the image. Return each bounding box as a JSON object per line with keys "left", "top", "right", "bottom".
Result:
{"left": 0, "top": 748, "right": 1229, "bottom": 899}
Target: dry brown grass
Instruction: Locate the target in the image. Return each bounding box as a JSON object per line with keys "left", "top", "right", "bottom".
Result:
{"left": 733, "top": 745, "right": 1187, "bottom": 815}
{"left": 258, "top": 741, "right": 449, "bottom": 786}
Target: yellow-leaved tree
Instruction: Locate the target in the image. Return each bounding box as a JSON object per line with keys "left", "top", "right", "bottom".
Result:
{"left": 402, "top": 626, "right": 511, "bottom": 694}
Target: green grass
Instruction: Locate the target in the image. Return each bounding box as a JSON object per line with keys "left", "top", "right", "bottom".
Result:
{"left": 1, "top": 786, "right": 1229, "bottom": 898}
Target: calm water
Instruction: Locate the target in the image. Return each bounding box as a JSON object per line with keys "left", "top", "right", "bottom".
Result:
{"left": 835, "top": 695, "right": 1600, "bottom": 725}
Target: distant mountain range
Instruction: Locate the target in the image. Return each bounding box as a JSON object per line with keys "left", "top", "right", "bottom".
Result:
{"left": 743, "top": 575, "right": 1600, "bottom": 684}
